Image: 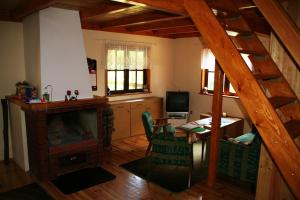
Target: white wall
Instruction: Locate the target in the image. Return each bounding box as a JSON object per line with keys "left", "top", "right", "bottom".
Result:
{"left": 82, "top": 30, "right": 175, "bottom": 101}
{"left": 0, "top": 21, "right": 26, "bottom": 160}
{"left": 39, "top": 8, "right": 92, "bottom": 101}
{"left": 173, "top": 37, "right": 251, "bottom": 132}
{"left": 23, "top": 12, "right": 41, "bottom": 92}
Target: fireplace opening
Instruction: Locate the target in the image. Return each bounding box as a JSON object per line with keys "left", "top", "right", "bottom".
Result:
{"left": 47, "top": 109, "right": 97, "bottom": 147}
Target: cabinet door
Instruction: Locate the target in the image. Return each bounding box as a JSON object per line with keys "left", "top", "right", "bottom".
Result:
{"left": 130, "top": 102, "right": 147, "bottom": 136}
{"left": 111, "top": 104, "right": 131, "bottom": 140}
{"left": 145, "top": 98, "right": 163, "bottom": 119}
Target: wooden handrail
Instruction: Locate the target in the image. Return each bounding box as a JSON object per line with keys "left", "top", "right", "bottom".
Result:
{"left": 253, "top": 0, "right": 300, "bottom": 67}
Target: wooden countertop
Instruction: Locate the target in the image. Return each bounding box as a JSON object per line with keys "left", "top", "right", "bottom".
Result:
{"left": 7, "top": 96, "right": 108, "bottom": 111}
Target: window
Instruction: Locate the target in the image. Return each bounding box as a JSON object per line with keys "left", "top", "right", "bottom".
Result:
{"left": 200, "top": 48, "right": 236, "bottom": 96}
{"left": 106, "top": 42, "right": 150, "bottom": 95}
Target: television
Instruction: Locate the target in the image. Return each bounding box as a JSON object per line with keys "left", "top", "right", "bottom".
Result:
{"left": 166, "top": 91, "right": 189, "bottom": 113}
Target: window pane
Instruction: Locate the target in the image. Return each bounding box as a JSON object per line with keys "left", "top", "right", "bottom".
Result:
{"left": 107, "top": 71, "right": 115, "bottom": 91}
{"left": 128, "top": 51, "right": 136, "bottom": 69}
{"left": 136, "top": 51, "right": 144, "bottom": 70}
{"left": 107, "top": 50, "right": 115, "bottom": 70}
{"left": 137, "top": 71, "right": 144, "bottom": 89}
{"left": 129, "top": 71, "right": 136, "bottom": 89}
{"left": 116, "top": 50, "right": 125, "bottom": 69}
{"left": 207, "top": 71, "right": 215, "bottom": 91}
{"left": 116, "top": 71, "right": 124, "bottom": 90}
{"left": 229, "top": 83, "right": 236, "bottom": 93}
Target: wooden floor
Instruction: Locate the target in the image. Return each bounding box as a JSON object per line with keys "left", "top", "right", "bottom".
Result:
{"left": 0, "top": 135, "right": 255, "bottom": 199}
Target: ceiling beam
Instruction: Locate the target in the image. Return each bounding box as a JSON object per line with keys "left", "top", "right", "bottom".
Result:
{"left": 12, "top": 0, "right": 56, "bottom": 20}
{"left": 170, "top": 32, "right": 201, "bottom": 39}
{"left": 127, "top": 17, "right": 193, "bottom": 32}
{"left": 80, "top": 2, "right": 132, "bottom": 20}
{"left": 98, "top": 11, "right": 178, "bottom": 28}
{"left": 110, "top": 0, "right": 186, "bottom": 15}
{"left": 152, "top": 25, "right": 198, "bottom": 35}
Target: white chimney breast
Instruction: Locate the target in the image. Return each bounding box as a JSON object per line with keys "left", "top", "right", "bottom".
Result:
{"left": 23, "top": 7, "right": 92, "bottom": 101}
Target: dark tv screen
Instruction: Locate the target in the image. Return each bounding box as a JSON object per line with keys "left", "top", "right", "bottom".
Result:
{"left": 166, "top": 91, "right": 189, "bottom": 112}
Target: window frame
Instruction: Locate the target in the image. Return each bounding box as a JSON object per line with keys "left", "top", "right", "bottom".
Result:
{"left": 201, "top": 69, "right": 237, "bottom": 97}
{"left": 106, "top": 69, "right": 150, "bottom": 95}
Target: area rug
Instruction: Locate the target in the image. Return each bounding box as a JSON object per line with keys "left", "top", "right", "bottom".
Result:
{"left": 52, "top": 167, "right": 116, "bottom": 194}
{"left": 0, "top": 183, "right": 54, "bottom": 200}
{"left": 120, "top": 157, "right": 207, "bottom": 192}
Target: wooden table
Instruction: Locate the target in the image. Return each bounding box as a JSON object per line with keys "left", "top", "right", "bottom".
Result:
{"left": 177, "top": 116, "right": 244, "bottom": 165}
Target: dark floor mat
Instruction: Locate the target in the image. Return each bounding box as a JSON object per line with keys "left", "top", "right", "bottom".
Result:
{"left": 0, "top": 183, "right": 54, "bottom": 200}
{"left": 120, "top": 157, "right": 207, "bottom": 192}
{"left": 52, "top": 167, "right": 116, "bottom": 194}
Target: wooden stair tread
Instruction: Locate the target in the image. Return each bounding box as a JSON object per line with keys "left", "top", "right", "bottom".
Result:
{"left": 253, "top": 73, "right": 281, "bottom": 80}
{"left": 285, "top": 120, "right": 300, "bottom": 138}
{"left": 238, "top": 49, "right": 266, "bottom": 56}
{"left": 269, "top": 96, "right": 296, "bottom": 108}
{"left": 235, "top": 34, "right": 267, "bottom": 55}
{"left": 225, "top": 28, "right": 252, "bottom": 35}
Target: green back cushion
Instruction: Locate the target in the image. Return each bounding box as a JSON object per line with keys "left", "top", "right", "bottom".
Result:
{"left": 142, "top": 111, "right": 154, "bottom": 141}
{"left": 151, "top": 134, "right": 192, "bottom": 166}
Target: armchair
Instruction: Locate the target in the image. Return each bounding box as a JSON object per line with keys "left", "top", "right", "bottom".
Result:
{"left": 147, "top": 119, "right": 193, "bottom": 187}
{"left": 141, "top": 111, "right": 175, "bottom": 156}
{"left": 217, "top": 130, "right": 261, "bottom": 185}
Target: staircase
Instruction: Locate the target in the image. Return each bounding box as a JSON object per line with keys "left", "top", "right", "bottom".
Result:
{"left": 184, "top": 0, "right": 300, "bottom": 198}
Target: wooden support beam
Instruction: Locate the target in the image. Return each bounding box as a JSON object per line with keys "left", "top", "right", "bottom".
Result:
{"left": 207, "top": 63, "right": 223, "bottom": 186}
{"left": 254, "top": 0, "right": 300, "bottom": 67}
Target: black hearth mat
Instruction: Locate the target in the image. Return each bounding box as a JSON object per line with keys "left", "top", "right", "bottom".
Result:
{"left": 52, "top": 167, "right": 116, "bottom": 194}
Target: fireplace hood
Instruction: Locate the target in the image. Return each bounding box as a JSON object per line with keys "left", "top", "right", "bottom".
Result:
{"left": 23, "top": 7, "right": 92, "bottom": 101}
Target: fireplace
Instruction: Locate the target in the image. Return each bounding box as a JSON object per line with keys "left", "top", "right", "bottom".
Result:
{"left": 21, "top": 97, "right": 108, "bottom": 180}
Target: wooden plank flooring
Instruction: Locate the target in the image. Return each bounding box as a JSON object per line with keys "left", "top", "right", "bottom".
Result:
{"left": 0, "top": 135, "right": 255, "bottom": 199}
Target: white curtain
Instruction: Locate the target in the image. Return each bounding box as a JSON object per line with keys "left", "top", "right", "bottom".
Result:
{"left": 201, "top": 48, "right": 215, "bottom": 71}
{"left": 105, "top": 41, "right": 150, "bottom": 70}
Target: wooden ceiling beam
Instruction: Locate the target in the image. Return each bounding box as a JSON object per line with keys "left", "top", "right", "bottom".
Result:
{"left": 97, "top": 11, "right": 178, "bottom": 28}
{"left": 80, "top": 2, "right": 132, "bottom": 20}
{"left": 12, "top": 0, "right": 56, "bottom": 20}
{"left": 170, "top": 32, "right": 201, "bottom": 39}
{"left": 110, "top": 0, "right": 186, "bottom": 15}
{"left": 127, "top": 17, "right": 193, "bottom": 31}
{"left": 83, "top": 5, "right": 149, "bottom": 23}
{"left": 152, "top": 25, "right": 198, "bottom": 35}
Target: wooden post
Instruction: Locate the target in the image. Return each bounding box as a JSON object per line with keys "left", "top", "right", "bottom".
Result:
{"left": 207, "top": 62, "right": 223, "bottom": 186}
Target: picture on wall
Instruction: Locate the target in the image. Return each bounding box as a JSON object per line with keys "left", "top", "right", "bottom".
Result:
{"left": 87, "top": 58, "right": 97, "bottom": 91}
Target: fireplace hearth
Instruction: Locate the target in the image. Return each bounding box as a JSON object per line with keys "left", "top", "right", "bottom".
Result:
{"left": 16, "top": 97, "right": 108, "bottom": 180}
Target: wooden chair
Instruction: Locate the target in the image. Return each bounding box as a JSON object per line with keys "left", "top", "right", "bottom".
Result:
{"left": 141, "top": 111, "right": 175, "bottom": 156}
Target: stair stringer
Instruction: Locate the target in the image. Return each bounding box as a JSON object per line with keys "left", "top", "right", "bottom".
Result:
{"left": 184, "top": 0, "right": 300, "bottom": 198}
